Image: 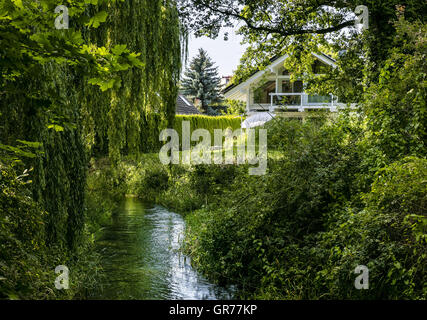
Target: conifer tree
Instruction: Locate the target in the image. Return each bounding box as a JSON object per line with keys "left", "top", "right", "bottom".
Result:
{"left": 181, "top": 48, "right": 222, "bottom": 113}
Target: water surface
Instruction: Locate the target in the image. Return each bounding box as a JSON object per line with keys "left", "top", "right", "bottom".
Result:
{"left": 92, "top": 198, "right": 232, "bottom": 300}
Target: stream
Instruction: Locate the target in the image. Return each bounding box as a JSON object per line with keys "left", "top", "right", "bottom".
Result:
{"left": 91, "top": 197, "right": 233, "bottom": 300}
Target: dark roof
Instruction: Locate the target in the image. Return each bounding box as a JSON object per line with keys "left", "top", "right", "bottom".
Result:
{"left": 320, "top": 52, "right": 336, "bottom": 63}
{"left": 176, "top": 95, "right": 201, "bottom": 115}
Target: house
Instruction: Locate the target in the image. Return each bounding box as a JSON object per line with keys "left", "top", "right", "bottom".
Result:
{"left": 223, "top": 53, "right": 347, "bottom": 115}
{"left": 176, "top": 95, "right": 201, "bottom": 115}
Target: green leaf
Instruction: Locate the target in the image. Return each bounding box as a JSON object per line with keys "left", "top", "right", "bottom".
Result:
{"left": 89, "top": 77, "right": 116, "bottom": 91}
{"left": 111, "top": 44, "right": 128, "bottom": 56}
{"left": 47, "top": 124, "right": 64, "bottom": 132}
{"left": 88, "top": 11, "right": 108, "bottom": 28}
{"left": 127, "top": 53, "right": 145, "bottom": 68}
{"left": 12, "top": 0, "right": 24, "bottom": 9}
{"left": 16, "top": 140, "right": 43, "bottom": 149}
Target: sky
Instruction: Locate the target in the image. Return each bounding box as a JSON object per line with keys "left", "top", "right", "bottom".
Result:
{"left": 185, "top": 27, "right": 248, "bottom": 78}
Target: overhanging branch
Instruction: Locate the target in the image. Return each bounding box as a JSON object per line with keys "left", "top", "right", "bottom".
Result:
{"left": 201, "top": 2, "right": 355, "bottom": 37}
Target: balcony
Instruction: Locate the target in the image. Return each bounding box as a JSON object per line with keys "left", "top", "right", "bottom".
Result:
{"left": 249, "top": 93, "right": 340, "bottom": 113}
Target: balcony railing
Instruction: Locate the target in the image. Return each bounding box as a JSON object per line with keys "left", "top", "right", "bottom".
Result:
{"left": 268, "top": 93, "right": 337, "bottom": 112}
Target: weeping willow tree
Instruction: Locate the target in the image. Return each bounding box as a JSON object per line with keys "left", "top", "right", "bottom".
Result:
{"left": 0, "top": 56, "right": 88, "bottom": 251}
{"left": 1, "top": 0, "right": 182, "bottom": 247}
{"left": 82, "top": 0, "right": 182, "bottom": 158}
{"left": 1, "top": 0, "right": 183, "bottom": 297}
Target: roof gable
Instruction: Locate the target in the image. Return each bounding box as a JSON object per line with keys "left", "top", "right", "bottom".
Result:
{"left": 224, "top": 52, "right": 336, "bottom": 95}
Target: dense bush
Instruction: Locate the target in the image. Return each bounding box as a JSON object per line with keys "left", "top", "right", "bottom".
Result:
{"left": 87, "top": 155, "right": 171, "bottom": 203}
{"left": 0, "top": 163, "right": 51, "bottom": 299}
{"left": 181, "top": 115, "right": 426, "bottom": 299}
{"left": 364, "top": 19, "right": 427, "bottom": 163}
{"left": 183, "top": 116, "right": 357, "bottom": 294}
{"left": 87, "top": 153, "right": 237, "bottom": 212}
{"left": 0, "top": 163, "right": 101, "bottom": 299}
{"left": 314, "top": 157, "right": 427, "bottom": 299}
{"left": 210, "top": 99, "right": 247, "bottom": 116}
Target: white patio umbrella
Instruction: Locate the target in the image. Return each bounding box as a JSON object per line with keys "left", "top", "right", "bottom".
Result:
{"left": 241, "top": 112, "right": 275, "bottom": 129}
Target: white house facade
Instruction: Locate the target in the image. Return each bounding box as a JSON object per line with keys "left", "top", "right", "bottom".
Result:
{"left": 223, "top": 53, "right": 348, "bottom": 115}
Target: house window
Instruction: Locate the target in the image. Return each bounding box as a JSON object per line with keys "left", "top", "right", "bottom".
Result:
{"left": 281, "top": 80, "right": 303, "bottom": 93}
{"left": 253, "top": 81, "right": 276, "bottom": 104}
{"left": 293, "top": 80, "right": 303, "bottom": 93}
{"left": 281, "top": 80, "right": 292, "bottom": 93}
{"left": 276, "top": 80, "right": 304, "bottom": 105}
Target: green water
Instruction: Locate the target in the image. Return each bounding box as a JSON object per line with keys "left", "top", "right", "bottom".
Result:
{"left": 92, "top": 198, "right": 233, "bottom": 300}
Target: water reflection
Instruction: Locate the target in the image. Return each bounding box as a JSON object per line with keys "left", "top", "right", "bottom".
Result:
{"left": 92, "top": 198, "right": 233, "bottom": 300}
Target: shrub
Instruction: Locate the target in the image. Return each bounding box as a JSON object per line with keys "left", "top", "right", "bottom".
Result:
{"left": 144, "top": 168, "right": 169, "bottom": 192}
{"left": 1, "top": 162, "right": 101, "bottom": 299}
{"left": 183, "top": 118, "right": 357, "bottom": 295}
{"left": 316, "top": 157, "right": 427, "bottom": 299}
{"left": 0, "top": 163, "right": 50, "bottom": 299}
{"left": 182, "top": 117, "right": 426, "bottom": 300}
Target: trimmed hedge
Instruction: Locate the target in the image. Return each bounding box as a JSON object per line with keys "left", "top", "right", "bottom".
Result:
{"left": 173, "top": 115, "right": 243, "bottom": 147}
